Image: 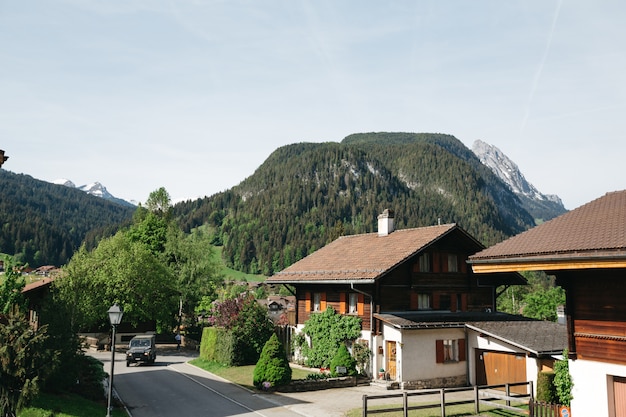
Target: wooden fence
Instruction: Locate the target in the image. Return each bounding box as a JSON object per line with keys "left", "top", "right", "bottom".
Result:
{"left": 362, "top": 382, "right": 536, "bottom": 417}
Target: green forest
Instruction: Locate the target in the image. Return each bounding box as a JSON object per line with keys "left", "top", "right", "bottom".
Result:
{"left": 173, "top": 133, "right": 540, "bottom": 275}
{"left": 0, "top": 170, "right": 134, "bottom": 266}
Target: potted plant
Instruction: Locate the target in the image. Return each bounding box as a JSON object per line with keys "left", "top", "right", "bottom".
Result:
{"left": 378, "top": 368, "right": 385, "bottom": 379}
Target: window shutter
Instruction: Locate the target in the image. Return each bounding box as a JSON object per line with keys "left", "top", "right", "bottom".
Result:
{"left": 410, "top": 292, "right": 418, "bottom": 310}
{"left": 436, "top": 340, "right": 444, "bottom": 363}
{"left": 433, "top": 293, "right": 440, "bottom": 310}
{"left": 433, "top": 253, "right": 440, "bottom": 272}
{"left": 450, "top": 293, "right": 457, "bottom": 312}
{"left": 357, "top": 294, "right": 364, "bottom": 316}
{"left": 339, "top": 292, "right": 346, "bottom": 314}
{"left": 305, "top": 292, "right": 311, "bottom": 312}
{"left": 458, "top": 339, "right": 466, "bottom": 362}
{"left": 460, "top": 294, "right": 468, "bottom": 312}
{"left": 320, "top": 292, "right": 327, "bottom": 311}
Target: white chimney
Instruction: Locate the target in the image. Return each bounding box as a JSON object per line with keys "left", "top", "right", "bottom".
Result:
{"left": 378, "top": 209, "right": 395, "bottom": 236}
{"left": 557, "top": 305, "right": 566, "bottom": 325}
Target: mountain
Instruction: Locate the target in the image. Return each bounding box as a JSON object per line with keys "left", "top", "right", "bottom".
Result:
{"left": 53, "top": 179, "right": 135, "bottom": 207}
{"left": 0, "top": 170, "right": 135, "bottom": 267}
{"left": 173, "top": 132, "right": 537, "bottom": 276}
{"left": 471, "top": 140, "right": 567, "bottom": 222}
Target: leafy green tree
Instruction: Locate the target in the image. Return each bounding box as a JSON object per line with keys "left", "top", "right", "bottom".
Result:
{"left": 329, "top": 344, "right": 357, "bottom": 377}
{"left": 554, "top": 350, "right": 573, "bottom": 406}
{"left": 0, "top": 311, "right": 56, "bottom": 417}
{"left": 0, "top": 260, "right": 26, "bottom": 314}
{"left": 231, "top": 295, "right": 275, "bottom": 365}
{"left": 523, "top": 286, "right": 566, "bottom": 321}
{"left": 302, "top": 307, "right": 362, "bottom": 368}
{"left": 253, "top": 333, "right": 292, "bottom": 389}
{"left": 145, "top": 186, "right": 172, "bottom": 218}
{"left": 57, "top": 232, "right": 177, "bottom": 331}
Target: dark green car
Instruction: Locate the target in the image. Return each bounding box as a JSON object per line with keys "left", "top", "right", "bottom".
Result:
{"left": 126, "top": 334, "right": 157, "bottom": 366}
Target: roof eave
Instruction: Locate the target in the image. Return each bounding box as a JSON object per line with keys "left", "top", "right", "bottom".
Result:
{"left": 470, "top": 254, "right": 626, "bottom": 273}
{"left": 265, "top": 279, "right": 377, "bottom": 285}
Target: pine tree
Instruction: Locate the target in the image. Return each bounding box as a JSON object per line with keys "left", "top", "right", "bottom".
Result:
{"left": 253, "top": 333, "right": 292, "bottom": 390}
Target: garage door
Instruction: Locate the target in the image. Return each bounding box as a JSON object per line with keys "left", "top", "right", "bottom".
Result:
{"left": 475, "top": 350, "right": 527, "bottom": 394}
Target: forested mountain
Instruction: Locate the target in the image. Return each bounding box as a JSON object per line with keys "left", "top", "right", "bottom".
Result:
{"left": 0, "top": 170, "right": 135, "bottom": 267}
{"left": 172, "top": 133, "right": 536, "bottom": 276}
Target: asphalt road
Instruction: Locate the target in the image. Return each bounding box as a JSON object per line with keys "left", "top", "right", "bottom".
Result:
{"left": 92, "top": 346, "right": 305, "bottom": 417}
{"left": 91, "top": 346, "right": 390, "bottom": 417}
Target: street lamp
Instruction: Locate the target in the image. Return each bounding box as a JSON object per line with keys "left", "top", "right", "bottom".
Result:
{"left": 106, "top": 304, "right": 123, "bottom": 417}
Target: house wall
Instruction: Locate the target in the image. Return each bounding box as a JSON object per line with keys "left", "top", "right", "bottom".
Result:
{"left": 467, "top": 328, "right": 541, "bottom": 396}
{"left": 383, "top": 325, "right": 466, "bottom": 389}
{"left": 569, "top": 357, "right": 626, "bottom": 417}
{"left": 296, "top": 285, "right": 373, "bottom": 330}
{"left": 559, "top": 271, "right": 626, "bottom": 365}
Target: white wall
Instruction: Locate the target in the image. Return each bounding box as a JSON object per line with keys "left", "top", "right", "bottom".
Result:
{"left": 570, "top": 358, "right": 626, "bottom": 417}
{"left": 391, "top": 326, "right": 466, "bottom": 382}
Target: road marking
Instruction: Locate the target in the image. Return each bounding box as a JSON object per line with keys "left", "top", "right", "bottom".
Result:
{"left": 169, "top": 363, "right": 270, "bottom": 417}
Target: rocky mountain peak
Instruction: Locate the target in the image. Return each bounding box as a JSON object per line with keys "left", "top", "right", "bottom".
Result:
{"left": 472, "top": 140, "right": 562, "bottom": 205}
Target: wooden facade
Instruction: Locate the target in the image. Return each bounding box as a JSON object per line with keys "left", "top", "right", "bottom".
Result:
{"left": 291, "top": 230, "right": 499, "bottom": 333}
{"left": 556, "top": 269, "right": 626, "bottom": 365}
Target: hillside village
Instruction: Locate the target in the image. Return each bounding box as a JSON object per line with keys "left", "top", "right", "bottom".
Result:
{"left": 2, "top": 141, "right": 625, "bottom": 416}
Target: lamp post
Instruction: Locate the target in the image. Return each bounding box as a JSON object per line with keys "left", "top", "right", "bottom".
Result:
{"left": 106, "top": 304, "right": 124, "bottom": 417}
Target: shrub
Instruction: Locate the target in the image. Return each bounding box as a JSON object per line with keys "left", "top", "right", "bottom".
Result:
{"left": 553, "top": 350, "right": 573, "bottom": 406}
{"left": 253, "top": 333, "right": 292, "bottom": 389}
{"left": 329, "top": 344, "right": 357, "bottom": 377}
{"left": 536, "top": 371, "right": 556, "bottom": 403}
{"left": 200, "top": 327, "right": 235, "bottom": 365}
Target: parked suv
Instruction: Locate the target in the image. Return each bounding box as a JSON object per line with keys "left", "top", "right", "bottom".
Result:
{"left": 126, "top": 334, "right": 157, "bottom": 366}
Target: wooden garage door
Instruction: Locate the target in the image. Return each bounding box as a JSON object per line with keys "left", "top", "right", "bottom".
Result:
{"left": 614, "top": 376, "right": 626, "bottom": 417}
{"left": 476, "top": 350, "right": 527, "bottom": 394}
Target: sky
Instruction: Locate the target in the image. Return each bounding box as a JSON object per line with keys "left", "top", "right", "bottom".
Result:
{"left": 1, "top": 1, "right": 625, "bottom": 210}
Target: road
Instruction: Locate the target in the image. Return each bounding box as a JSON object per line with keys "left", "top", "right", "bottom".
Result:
{"left": 91, "top": 345, "right": 387, "bottom": 417}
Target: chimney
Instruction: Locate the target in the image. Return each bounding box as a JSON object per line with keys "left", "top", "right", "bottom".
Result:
{"left": 377, "top": 209, "right": 395, "bottom": 236}
{"left": 557, "top": 305, "right": 566, "bottom": 325}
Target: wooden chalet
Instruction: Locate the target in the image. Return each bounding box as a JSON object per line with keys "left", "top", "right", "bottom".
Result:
{"left": 267, "top": 209, "right": 528, "bottom": 388}
{"left": 469, "top": 190, "right": 626, "bottom": 417}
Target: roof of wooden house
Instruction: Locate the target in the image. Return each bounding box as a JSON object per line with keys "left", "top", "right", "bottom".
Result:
{"left": 469, "top": 190, "right": 626, "bottom": 273}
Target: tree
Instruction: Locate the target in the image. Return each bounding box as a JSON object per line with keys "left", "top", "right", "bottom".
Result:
{"left": 253, "top": 333, "right": 292, "bottom": 389}
{"left": 329, "top": 344, "right": 357, "bottom": 376}
{"left": 56, "top": 232, "right": 177, "bottom": 331}
{"left": 0, "top": 259, "right": 26, "bottom": 315}
{"left": 301, "top": 307, "right": 362, "bottom": 368}
{"left": 523, "top": 286, "right": 566, "bottom": 321}
{"left": 0, "top": 312, "right": 56, "bottom": 417}
{"left": 145, "top": 187, "right": 172, "bottom": 218}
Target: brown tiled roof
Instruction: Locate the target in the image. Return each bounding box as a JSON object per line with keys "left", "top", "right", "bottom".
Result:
{"left": 266, "top": 224, "right": 461, "bottom": 283}
{"left": 470, "top": 190, "right": 626, "bottom": 262}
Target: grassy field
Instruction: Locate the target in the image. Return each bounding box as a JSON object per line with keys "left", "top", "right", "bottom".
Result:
{"left": 188, "top": 358, "right": 312, "bottom": 390}
{"left": 212, "top": 246, "right": 267, "bottom": 283}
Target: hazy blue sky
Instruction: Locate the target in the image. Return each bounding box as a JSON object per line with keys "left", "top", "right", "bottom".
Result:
{"left": 2, "top": 1, "right": 624, "bottom": 209}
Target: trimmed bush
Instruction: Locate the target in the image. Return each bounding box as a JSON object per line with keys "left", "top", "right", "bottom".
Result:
{"left": 200, "top": 327, "right": 235, "bottom": 365}
{"left": 537, "top": 371, "right": 556, "bottom": 403}
{"left": 329, "top": 344, "right": 357, "bottom": 377}
{"left": 253, "top": 333, "right": 292, "bottom": 390}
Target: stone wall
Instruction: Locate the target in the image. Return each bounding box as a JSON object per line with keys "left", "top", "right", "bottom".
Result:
{"left": 401, "top": 374, "right": 466, "bottom": 390}
{"left": 277, "top": 376, "right": 358, "bottom": 392}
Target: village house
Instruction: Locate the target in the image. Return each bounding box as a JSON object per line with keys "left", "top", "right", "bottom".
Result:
{"left": 267, "top": 209, "right": 565, "bottom": 390}
{"left": 469, "top": 190, "right": 626, "bottom": 416}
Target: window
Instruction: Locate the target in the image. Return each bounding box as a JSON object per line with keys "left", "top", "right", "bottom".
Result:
{"left": 419, "top": 253, "right": 430, "bottom": 272}
{"left": 439, "top": 294, "right": 451, "bottom": 310}
{"left": 348, "top": 293, "right": 358, "bottom": 313}
{"left": 418, "top": 294, "right": 430, "bottom": 310}
{"left": 313, "top": 292, "right": 322, "bottom": 312}
{"left": 436, "top": 339, "right": 466, "bottom": 363}
{"left": 447, "top": 254, "right": 458, "bottom": 272}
